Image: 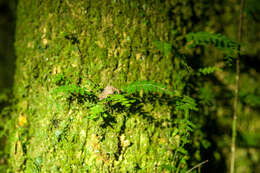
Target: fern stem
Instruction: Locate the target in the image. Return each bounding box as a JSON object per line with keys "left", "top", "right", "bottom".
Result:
{"left": 186, "top": 160, "right": 208, "bottom": 173}
{"left": 230, "top": 0, "right": 245, "bottom": 173}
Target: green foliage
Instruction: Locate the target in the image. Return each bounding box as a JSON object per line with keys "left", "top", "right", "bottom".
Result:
{"left": 186, "top": 32, "right": 239, "bottom": 50}
{"left": 54, "top": 79, "right": 175, "bottom": 120}
{"left": 88, "top": 104, "right": 106, "bottom": 120}
{"left": 154, "top": 40, "right": 172, "bottom": 57}
{"left": 54, "top": 84, "right": 89, "bottom": 96}
{"left": 0, "top": 88, "right": 13, "bottom": 172}
{"left": 186, "top": 32, "right": 240, "bottom": 61}
{"left": 54, "top": 77, "right": 199, "bottom": 172}
{"left": 11, "top": 0, "right": 260, "bottom": 172}
{"left": 240, "top": 93, "right": 260, "bottom": 107}
{"left": 198, "top": 86, "right": 215, "bottom": 106}
{"left": 171, "top": 118, "right": 196, "bottom": 172}
{"left": 175, "top": 96, "right": 198, "bottom": 113}
{"left": 244, "top": 94, "right": 260, "bottom": 107}
{"left": 104, "top": 94, "right": 136, "bottom": 108}
{"left": 244, "top": 0, "right": 260, "bottom": 21}
{"left": 53, "top": 75, "right": 91, "bottom": 97}
{"left": 0, "top": 89, "right": 10, "bottom": 103}
{"left": 239, "top": 132, "right": 260, "bottom": 148}
{"left": 53, "top": 74, "right": 67, "bottom": 85}
{"left": 198, "top": 66, "right": 222, "bottom": 75}
{"left": 122, "top": 80, "right": 174, "bottom": 96}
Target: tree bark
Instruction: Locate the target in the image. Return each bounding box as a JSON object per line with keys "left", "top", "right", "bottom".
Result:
{"left": 10, "top": 0, "right": 203, "bottom": 172}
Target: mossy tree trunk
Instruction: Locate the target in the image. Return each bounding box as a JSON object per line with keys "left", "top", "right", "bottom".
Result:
{"left": 10, "top": 0, "right": 205, "bottom": 172}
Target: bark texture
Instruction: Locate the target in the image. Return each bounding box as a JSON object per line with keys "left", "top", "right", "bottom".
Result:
{"left": 11, "top": 0, "right": 203, "bottom": 172}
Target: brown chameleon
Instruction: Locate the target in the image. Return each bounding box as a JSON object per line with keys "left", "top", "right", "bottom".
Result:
{"left": 98, "top": 85, "right": 120, "bottom": 100}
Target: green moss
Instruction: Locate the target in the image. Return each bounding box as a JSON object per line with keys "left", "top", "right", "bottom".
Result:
{"left": 9, "top": 0, "right": 211, "bottom": 172}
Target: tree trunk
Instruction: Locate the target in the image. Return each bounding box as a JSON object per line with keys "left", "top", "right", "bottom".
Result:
{"left": 10, "top": 0, "right": 200, "bottom": 172}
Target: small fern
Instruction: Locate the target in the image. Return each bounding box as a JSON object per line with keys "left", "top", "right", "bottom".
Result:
{"left": 88, "top": 104, "right": 106, "bottom": 120}
{"left": 53, "top": 79, "right": 180, "bottom": 120}
{"left": 186, "top": 32, "right": 240, "bottom": 59}
{"left": 104, "top": 94, "right": 136, "bottom": 108}
{"left": 54, "top": 84, "right": 90, "bottom": 96}
{"left": 198, "top": 66, "right": 222, "bottom": 75}
{"left": 122, "top": 81, "right": 174, "bottom": 96}
{"left": 186, "top": 32, "right": 239, "bottom": 49}
{"left": 175, "top": 96, "right": 198, "bottom": 112}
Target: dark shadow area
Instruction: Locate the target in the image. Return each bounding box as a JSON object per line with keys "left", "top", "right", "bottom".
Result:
{"left": 0, "top": 0, "right": 17, "bottom": 170}
{"left": 240, "top": 54, "right": 260, "bottom": 74}
{"left": 0, "top": 1, "right": 16, "bottom": 89}
{"left": 186, "top": 75, "right": 230, "bottom": 173}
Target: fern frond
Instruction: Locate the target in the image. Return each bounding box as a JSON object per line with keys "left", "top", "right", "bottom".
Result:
{"left": 122, "top": 81, "right": 173, "bottom": 96}
{"left": 105, "top": 94, "right": 136, "bottom": 107}
{"left": 186, "top": 32, "right": 240, "bottom": 56}
{"left": 89, "top": 104, "right": 105, "bottom": 120}
{"left": 175, "top": 96, "right": 198, "bottom": 112}
{"left": 198, "top": 66, "right": 222, "bottom": 75}
{"left": 54, "top": 84, "right": 90, "bottom": 96}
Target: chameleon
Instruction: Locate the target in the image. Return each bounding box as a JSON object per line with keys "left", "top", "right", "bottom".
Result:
{"left": 98, "top": 85, "right": 120, "bottom": 100}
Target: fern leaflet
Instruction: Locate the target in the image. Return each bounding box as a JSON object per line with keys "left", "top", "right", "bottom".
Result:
{"left": 198, "top": 66, "right": 222, "bottom": 75}
{"left": 122, "top": 81, "right": 173, "bottom": 96}
{"left": 186, "top": 32, "right": 240, "bottom": 59}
